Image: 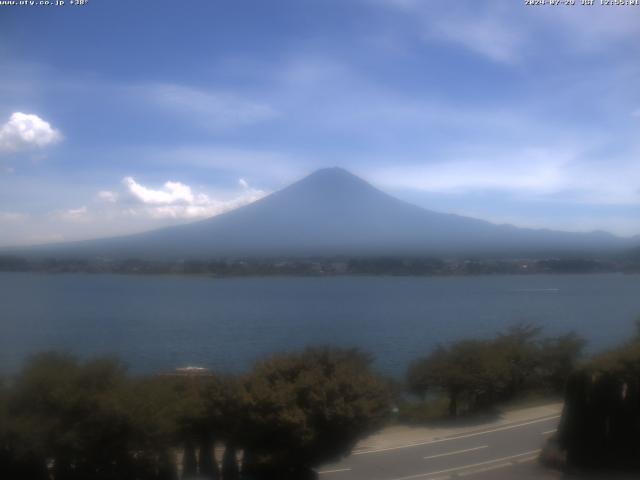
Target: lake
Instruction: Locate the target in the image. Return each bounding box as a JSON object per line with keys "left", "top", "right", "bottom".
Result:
{"left": 1, "top": 272, "right": 639, "bottom": 378}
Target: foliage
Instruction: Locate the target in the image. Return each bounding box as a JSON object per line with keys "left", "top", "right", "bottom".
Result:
{"left": 537, "top": 332, "right": 586, "bottom": 393}
{"left": 407, "top": 325, "right": 585, "bottom": 417}
{"left": 240, "top": 347, "right": 392, "bottom": 476}
{"left": 0, "top": 347, "right": 391, "bottom": 479}
{"left": 407, "top": 340, "right": 509, "bottom": 416}
{"left": 3, "top": 353, "right": 156, "bottom": 480}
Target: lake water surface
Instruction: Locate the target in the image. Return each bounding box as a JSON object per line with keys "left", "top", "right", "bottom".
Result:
{"left": 1, "top": 272, "right": 639, "bottom": 377}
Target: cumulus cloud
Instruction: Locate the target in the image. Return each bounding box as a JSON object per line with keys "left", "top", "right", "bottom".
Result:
{"left": 117, "top": 176, "right": 267, "bottom": 219}
{"left": 0, "top": 112, "right": 62, "bottom": 154}
{"left": 122, "top": 177, "right": 196, "bottom": 205}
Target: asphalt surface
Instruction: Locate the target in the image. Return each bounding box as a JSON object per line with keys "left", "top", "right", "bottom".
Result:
{"left": 317, "top": 414, "right": 562, "bottom": 480}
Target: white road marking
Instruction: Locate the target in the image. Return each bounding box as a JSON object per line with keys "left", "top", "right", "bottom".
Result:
{"left": 457, "top": 461, "right": 512, "bottom": 476}
{"left": 423, "top": 445, "right": 488, "bottom": 460}
{"left": 389, "top": 449, "right": 541, "bottom": 480}
{"left": 318, "top": 467, "right": 352, "bottom": 475}
{"left": 515, "top": 454, "right": 539, "bottom": 463}
{"left": 541, "top": 429, "right": 556, "bottom": 435}
{"left": 353, "top": 415, "right": 560, "bottom": 455}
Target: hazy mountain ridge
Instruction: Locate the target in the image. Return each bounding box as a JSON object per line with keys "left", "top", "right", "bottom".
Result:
{"left": 8, "top": 168, "right": 637, "bottom": 259}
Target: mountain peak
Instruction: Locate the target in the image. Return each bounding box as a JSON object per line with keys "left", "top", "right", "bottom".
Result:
{"left": 308, "top": 166, "right": 356, "bottom": 177}
{"left": 302, "top": 167, "right": 365, "bottom": 184}
{"left": 289, "top": 167, "right": 375, "bottom": 193}
{"left": 16, "top": 166, "right": 632, "bottom": 259}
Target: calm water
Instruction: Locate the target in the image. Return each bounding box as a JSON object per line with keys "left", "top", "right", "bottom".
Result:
{"left": 1, "top": 272, "right": 639, "bottom": 378}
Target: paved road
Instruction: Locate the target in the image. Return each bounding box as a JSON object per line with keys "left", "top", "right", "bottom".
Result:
{"left": 317, "top": 414, "right": 561, "bottom": 480}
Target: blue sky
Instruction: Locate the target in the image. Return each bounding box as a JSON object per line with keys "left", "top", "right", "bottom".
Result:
{"left": 0, "top": 0, "right": 639, "bottom": 246}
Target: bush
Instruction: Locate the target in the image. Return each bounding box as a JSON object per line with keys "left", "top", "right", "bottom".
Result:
{"left": 239, "top": 347, "right": 392, "bottom": 477}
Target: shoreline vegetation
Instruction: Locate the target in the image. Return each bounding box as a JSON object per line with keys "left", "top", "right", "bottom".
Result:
{"left": 4, "top": 321, "right": 626, "bottom": 479}
{"left": 1, "top": 255, "right": 639, "bottom": 277}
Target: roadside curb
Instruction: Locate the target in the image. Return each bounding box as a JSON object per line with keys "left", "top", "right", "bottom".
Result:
{"left": 352, "top": 404, "right": 563, "bottom": 455}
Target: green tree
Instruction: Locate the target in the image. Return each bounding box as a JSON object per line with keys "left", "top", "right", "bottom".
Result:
{"left": 8, "top": 352, "right": 166, "bottom": 480}
{"left": 407, "top": 340, "right": 510, "bottom": 417}
{"left": 538, "top": 332, "right": 585, "bottom": 393}
{"left": 409, "top": 325, "right": 586, "bottom": 419}
{"left": 137, "top": 371, "right": 234, "bottom": 480}
{"left": 494, "top": 324, "right": 543, "bottom": 398}
{"left": 240, "top": 347, "right": 391, "bottom": 478}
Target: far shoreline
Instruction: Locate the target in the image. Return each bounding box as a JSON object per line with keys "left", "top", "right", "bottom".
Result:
{"left": 1, "top": 255, "right": 638, "bottom": 278}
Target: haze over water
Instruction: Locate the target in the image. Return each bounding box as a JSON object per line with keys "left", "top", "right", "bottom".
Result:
{"left": 1, "top": 272, "right": 638, "bottom": 378}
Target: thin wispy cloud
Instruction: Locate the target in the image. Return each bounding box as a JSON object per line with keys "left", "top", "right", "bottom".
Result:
{"left": 144, "top": 83, "right": 278, "bottom": 130}
{"left": 97, "top": 190, "right": 118, "bottom": 203}
{"left": 379, "top": 0, "right": 640, "bottom": 62}
{"left": 0, "top": 211, "right": 28, "bottom": 222}
{"left": 371, "top": 151, "right": 640, "bottom": 207}
{"left": 54, "top": 206, "right": 89, "bottom": 222}
{"left": 429, "top": 13, "right": 522, "bottom": 64}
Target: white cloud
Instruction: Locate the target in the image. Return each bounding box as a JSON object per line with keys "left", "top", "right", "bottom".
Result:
{"left": 120, "top": 176, "right": 267, "bottom": 219}
{"left": 97, "top": 190, "right": 118, "bottom": 202}
{"left": 123, "top": 177, "right": 195, "bottom": 205}
{"left": 238, "top": 178, "right": 249, "bottom": 189}
{"left": 0, "top": 177, "right": 270, "bottom": 247}
{"left": 0, "top": 112, "right": 62, "bottom": 154}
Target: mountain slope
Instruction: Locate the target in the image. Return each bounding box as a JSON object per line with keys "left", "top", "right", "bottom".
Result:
{"left": 17, "top": 168, "right": 634, "bottom": 259}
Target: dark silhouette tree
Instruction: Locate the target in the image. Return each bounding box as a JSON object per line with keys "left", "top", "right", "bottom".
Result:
{"left": 222, "top": 443, "right": 239, "bottom": 480}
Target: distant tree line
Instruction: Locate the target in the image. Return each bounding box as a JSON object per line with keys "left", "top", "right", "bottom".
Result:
{"left": 0, "top": 255, "right": 634, "bottom": 276}
{"left": 0, "top": 348, "right": 391, "bottom": 480}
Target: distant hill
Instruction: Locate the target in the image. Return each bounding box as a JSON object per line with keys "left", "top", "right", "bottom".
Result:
{"left": 11, "top": 168, "right": 637, "bottom": 259}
